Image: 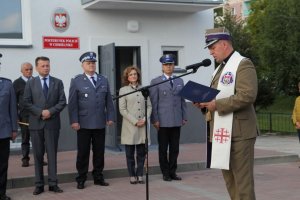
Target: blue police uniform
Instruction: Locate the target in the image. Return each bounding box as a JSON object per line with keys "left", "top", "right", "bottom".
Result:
{"left": 149, "top": 54, "right": 187, "bottom": 181}
{"left": 0, "top": 77, "right": 18, "bottom": 199}
{"left": 68, "top": 52, "right": 115, "bottom": 188}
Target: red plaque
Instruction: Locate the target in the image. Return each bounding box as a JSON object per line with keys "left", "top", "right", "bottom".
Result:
{"left": 43, "top": 36, "right": 79, "bottom": 49}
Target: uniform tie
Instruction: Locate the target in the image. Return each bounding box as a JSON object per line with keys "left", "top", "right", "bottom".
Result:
{"left": 91, "top": 76, "right": 97, "bottom": 87}
{"left": 169, "top": 77, "right": 173, "bottom": 88}
{"left": 43, "top": 77, "right": 48, "bottom": 98}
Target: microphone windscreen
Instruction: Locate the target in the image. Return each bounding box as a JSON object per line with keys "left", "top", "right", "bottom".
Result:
{"left": 202, "top": 59, "right": 211, "bottom": 66}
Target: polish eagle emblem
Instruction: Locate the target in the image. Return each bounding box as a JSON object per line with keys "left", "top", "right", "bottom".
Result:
{"left": 54, "top": 14, "right": 67, "bottom": 28}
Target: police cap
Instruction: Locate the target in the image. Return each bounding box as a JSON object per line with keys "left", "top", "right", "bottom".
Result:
{"left": 159, "top": 54, "right": 175, "bottom": 64}
{"left": 79, "top": 51, "right": 97, "bottom": 63}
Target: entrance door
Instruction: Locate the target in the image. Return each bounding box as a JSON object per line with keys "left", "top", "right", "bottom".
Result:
{"left": 99, "top": 43, "right": 141, "bottom": 149}
{"left": 98, "top": 43, "right": 118, "bottom": 149}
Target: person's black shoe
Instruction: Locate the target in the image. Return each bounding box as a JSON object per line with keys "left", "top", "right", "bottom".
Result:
{"left": 0, "top": 194, "right": 11, "bottom": 200}
{"left": 33, "top": 186, "right": 44, "bottom": 195}
{"left": 22, "top": 159, "right": 29, "bottom": 167}
{"left": 94, "top": 179, "right": 109, "bottom": 186}
{"left": 170, "top": 174, "right": 182, "bottom": 181}
{"left": 163, "top": 176, "right": 172, "bottom": 181}
{"left": 49, "top": 185, "right": 63, "bottom": 193}
{"left": 77, "top": 181, "right": 85, "bottom": 189}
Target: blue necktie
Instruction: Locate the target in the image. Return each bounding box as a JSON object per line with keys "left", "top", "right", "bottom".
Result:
{"left": 91, "top": 76, "right": 97, "bottom": 87}
{"left": 169, "top": 77, "right": 173, "bottom": 88}
{"left": 43, "top": 77, "right": 48, "bottom": 98}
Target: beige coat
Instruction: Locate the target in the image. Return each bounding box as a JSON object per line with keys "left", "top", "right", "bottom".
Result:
{"left": 119, "top": 85, "right": 152, "bottom": 145}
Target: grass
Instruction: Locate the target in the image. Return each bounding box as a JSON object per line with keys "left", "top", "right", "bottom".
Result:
{"left": 257, "top": 95, "right": 298, "bottom": 134}
{"left": 258, "top": 95, "right": 296, "bottom": 114}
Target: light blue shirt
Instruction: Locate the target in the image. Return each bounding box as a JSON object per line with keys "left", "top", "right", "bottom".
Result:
{"left": 85, "top": 73, "right": 97, "bottom": 87}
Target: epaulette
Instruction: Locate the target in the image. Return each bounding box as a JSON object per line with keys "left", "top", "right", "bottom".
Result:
{"left": 0, "top": 77, "right": 12, "bottom": 82}
{"left": 73, "top": 74, "right": 83, "bottom": 79}
{"left": 97, "top": 73, "right": 107, "bottom": 79}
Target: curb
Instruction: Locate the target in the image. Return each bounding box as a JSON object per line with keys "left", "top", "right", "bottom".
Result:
{"left": 7, "top": 154, "right": 299, "bottom": 189}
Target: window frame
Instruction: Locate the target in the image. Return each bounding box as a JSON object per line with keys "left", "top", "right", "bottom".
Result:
{"left": 0, "top": 0, "right": 32, "bottom": 47}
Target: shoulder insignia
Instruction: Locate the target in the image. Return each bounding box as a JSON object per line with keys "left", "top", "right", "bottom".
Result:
{"left": 0, "top": 77, "right": 12, "bottom": 82}
{"left": 73, "top": 74, "right": 83, "bottom": 79}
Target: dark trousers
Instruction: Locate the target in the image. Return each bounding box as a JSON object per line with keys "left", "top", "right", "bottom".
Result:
{"left": 0, "top": 138, "right": 10, "bottom": 196}
{"left": 297, "top": 129, "right": 300, "bottom": 142}
{"left": 30, "top": 129, "right": 60, "bottom": 187}
{"left": 222, "top": 138, "right": 256, "bottom": 200}
{"left": 20, "top": 117, "right": 30, "bottom": 161}
{"left": 76, "top": 128, "right": 105, "bottom": 183}
{"left": 157, "top": 127, "right": 180, "bottom": 177}
{"left": 125, "top": 144, "right": 146, "bottom": 177}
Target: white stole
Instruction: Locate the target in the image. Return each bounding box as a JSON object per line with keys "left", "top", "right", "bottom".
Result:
{"left": 210, "top": 51, "right": 244, "bottom": 170}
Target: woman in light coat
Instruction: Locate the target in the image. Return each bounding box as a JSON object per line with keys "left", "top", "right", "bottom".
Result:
{"left": 119, "top": 66, "right": 152, "bottom": 184}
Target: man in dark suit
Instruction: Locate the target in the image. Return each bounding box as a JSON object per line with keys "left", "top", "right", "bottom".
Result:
{"left": 149, "top": 54, "right": 187, "bottom": 182}
{"left": 24, "top": 56, "right": 66, "bottom": 195}
{"left": 0, "top": 53, "right": 18, "bottom": 200}
{"left": 13, "top": 62, "right": 33, "bottom": 167}
{"left": 68, "top": 51, "right": 115, "bottom": 189}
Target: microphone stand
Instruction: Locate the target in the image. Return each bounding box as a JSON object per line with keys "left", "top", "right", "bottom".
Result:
{"left": 113, "top": 66, "right": 201, "bottom": 200}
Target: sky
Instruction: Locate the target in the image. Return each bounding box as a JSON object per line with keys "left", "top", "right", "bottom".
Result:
{"left": 0, "top": 0, "right": 22, "bottom": 33}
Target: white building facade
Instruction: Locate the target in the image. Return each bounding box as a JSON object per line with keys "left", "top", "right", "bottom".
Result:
{"left": 0, "top": 0, "right": 222, "bottom": 150}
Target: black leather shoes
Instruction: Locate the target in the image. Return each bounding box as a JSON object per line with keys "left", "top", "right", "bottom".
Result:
{"left": 0, "top": 194, "right": 11, "bottom": 200}
{"left": 77, "top": 181, "right": 85, "bottom": 189}
{"left": 170, "top": 174, "right": 182, "bottom": 181}
{"left": 163, "top": 176, "right": 172, "bottom": 181}
{"left": 49, "top": 185, "right": 63, "bottom": 193}
{"left": 33, "top": 186, "right": 44, "bottom": 195}
{"left": 94, "top": 179, "right": 109, "bottom": 186}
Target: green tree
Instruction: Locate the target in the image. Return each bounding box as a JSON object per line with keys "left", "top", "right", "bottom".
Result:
{"left": 248, "top": 0, "right": 300, "bottom": 96}
{"left": 214, "top": 9, "right": 275, "bottom": 110}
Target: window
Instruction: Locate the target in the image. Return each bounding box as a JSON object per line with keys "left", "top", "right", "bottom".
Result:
{"left": 0, "top": 0, "right": 32, "bottom": 47}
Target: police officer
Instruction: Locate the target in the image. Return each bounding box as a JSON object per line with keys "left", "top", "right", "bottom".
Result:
{"left": 68, "top": 51, "right": 115, "bottom": 189}
{"left": 149, "top": 54, "right": 187, "bottom": 181}
{"left": 0, "top": 53, "right": 18, "bottom": 200}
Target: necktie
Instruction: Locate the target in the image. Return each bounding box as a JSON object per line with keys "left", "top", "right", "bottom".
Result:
{"left": 43, "top": 77, "right": 48, "bottom": 98}
{"left": 169, "top": 77, "right": 173, "bottom": 88}
{"left": 91, "top": 76, "right": 97, "bottom": 87}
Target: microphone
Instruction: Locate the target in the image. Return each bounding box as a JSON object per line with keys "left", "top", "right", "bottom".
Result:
{"left": 185, "top": 59, "right": 211, "bottom": 70}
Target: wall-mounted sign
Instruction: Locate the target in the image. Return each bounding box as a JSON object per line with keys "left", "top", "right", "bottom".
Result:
{"left": 43, "top": 36, "right": 79, "bottom": 49}
{"left": 51, "top": 7, "right": 70, "bottom": 33}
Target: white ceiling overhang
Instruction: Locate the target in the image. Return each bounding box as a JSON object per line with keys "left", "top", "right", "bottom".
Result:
{"left": 82, "top": 0, "right": 223, "bottom": 13}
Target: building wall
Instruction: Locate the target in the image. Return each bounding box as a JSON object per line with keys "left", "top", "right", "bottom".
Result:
{"left": 1, "top": 0, "right": 216, "bottom": 149}
{"left": 1, "top": 0, "right": 216, "bottom": 91}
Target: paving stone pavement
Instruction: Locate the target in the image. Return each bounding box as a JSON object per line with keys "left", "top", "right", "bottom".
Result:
{"left": 6, "top": 135, "right": 300, "bottom": 200}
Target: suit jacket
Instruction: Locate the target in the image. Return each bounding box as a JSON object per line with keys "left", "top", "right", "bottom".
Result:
{"left": 13, "top": 77, "right": 30, "bottom": 119}
{"left": 68, "top": 73, "right": 115, "bottom": 129}
{"left": 23, "top": 76, "right": 66, "bottom": 130}
{"left": 149, "top": 75, "right": 187, "bottom": 127}
{"left": 119, "top": 85, "right": 152, "bottom": 145}
{"left": 209, "top": 57, "right": 258, "bottom": 141}
{"left": 0, "top": 77, "right": 18, "bottom": 139}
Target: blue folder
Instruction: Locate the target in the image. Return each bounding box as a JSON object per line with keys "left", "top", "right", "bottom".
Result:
{"left": 178, "top": 81, "right": 220, "bottom": 103}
